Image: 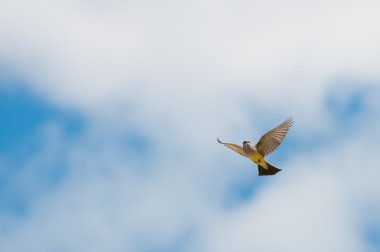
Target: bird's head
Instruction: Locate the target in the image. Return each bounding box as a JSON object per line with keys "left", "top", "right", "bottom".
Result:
{"left": 243, "top": 140, "right": 250, "bottom": 145}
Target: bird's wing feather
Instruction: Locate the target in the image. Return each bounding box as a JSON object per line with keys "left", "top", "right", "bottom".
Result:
{"left": 217, "top": 138, "right": 247, "bottom": 157}
{"left": 256, "top": 117, "right": 293, "bottom": 157}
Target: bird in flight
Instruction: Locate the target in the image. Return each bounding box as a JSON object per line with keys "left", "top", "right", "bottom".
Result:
{"left": 217, "top": 117, "right": 293, "bottom": 176}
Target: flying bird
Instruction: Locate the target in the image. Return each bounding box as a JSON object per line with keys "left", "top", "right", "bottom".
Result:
{"left": 217, "top": 117, "right": 293, "bottom": 176}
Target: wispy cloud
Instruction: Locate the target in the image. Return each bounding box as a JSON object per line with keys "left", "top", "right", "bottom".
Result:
{"left": 1, "top": 0, "right": 380, "bottom": 251}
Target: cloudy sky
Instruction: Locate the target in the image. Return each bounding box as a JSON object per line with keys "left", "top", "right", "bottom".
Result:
{"left": 1, "top": 0, "right": 380, "bottom": 251}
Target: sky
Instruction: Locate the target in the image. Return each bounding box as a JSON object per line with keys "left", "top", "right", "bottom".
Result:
{"left": 1, "top": 0, "right": 380, "bottom": 251}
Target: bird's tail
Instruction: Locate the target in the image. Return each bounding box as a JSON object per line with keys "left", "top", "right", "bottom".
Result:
{"left": 258, "top": 162, "right": 281, "bottom": 176}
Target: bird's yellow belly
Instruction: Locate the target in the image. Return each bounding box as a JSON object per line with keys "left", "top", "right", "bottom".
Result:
{"left": 248, "top": 153, "right": 268, "bottom": 169}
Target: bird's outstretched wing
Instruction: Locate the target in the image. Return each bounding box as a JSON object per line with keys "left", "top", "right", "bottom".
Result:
{"left": 217, "top": 138, "right": 247, "bottom": 157}
{"left": 256, "top": 117, "right": 293, "bottom": 157}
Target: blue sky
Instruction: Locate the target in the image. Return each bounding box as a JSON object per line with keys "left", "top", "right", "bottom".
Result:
{"left": 0, "top": 80, "right": 85, "bottom": 218}
{"left": 1, "top": 1, "right": 380, "bottom": 251}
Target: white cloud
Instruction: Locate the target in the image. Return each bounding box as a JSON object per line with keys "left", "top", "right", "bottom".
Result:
{"left": 1, "top": 0, "right": 380, "bottom": 251}
{"left": 1, "top": 0, "right": 380, "bottom": 110}
{"left": 200, "top": 172, "right": 364, "bottom": 252}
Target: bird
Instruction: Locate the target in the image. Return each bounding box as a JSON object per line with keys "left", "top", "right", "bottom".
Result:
{"left": 217, "top": 117, "right": 293, "bottom": 176}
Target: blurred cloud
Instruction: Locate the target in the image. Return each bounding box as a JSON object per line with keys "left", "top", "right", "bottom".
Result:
{"left": 1, "top": 0, "right": 380, "bottom": 251}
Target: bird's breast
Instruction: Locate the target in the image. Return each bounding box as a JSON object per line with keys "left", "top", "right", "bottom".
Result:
{"left": 247, "top": 152, "right": 267, "bottom": 169}
{"left": 248, "top": 152, "right": 259, "bottom": 163}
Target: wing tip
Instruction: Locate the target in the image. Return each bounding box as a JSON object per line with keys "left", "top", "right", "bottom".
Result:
{"left": 217, "top": 138, "right": 223, "bottom": 144}
{"left": 285, "top": 116, "right": 294, "bottom": 126}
